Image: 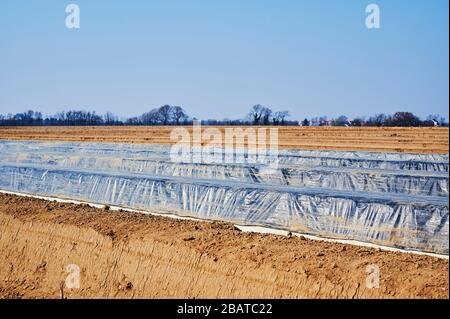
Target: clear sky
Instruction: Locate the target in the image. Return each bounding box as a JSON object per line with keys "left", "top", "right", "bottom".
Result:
{"left": 0, "top": 0, "right": 448, "bottom": 121}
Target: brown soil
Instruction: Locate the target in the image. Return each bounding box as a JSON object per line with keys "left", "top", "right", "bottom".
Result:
{"left": 0, "top": 126, "right": 448, "bottom": 153}
{"left": 0, "top": 193, "right": 447, "bottom": 299}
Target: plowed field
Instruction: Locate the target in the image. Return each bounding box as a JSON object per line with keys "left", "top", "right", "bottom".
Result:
{"left": 0, "top": 126, "right": 448, "bottom": 153}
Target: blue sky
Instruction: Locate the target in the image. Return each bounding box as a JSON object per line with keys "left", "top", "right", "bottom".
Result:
{"left": 0, "top": 0, "right": 448, "bottom": 121}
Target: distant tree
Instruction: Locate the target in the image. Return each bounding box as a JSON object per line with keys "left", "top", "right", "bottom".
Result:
{"left": 302, "top": 118, "right": 310, "bottom": 126}
{"left": 272, "top": 111, "right": 290, "bottom": 125}
{"left": 140, "top": 109, "right": 158, "bottom": 125}
{"left": 318, "top": 116, "right": 328, "bottom": 126}
{"left": 351, "top": 118, "right": 364, "bottom": 127}
{"left": 391, "top": 112, "right": 421, "bottom": 127}
{"left": 261, "top": 108, "right": 272, "bottom": 125}
{"left": 248, "top": 104, "right": 272, "bottom": 125}
{"left": 55, "top": 111, "right": 66, "bottom": 125}
{"left": 0, "top": 107, "right": 440, "bottom": 127}
{"left": 156, "top": 105, "right": 172, "bottom": 125}
{"left": 366, "top": 113, "right": 387, "bottom": 127}
{"left": 126, "top": 117, "right": 141, "bottom": 125}
{"left": 332, "top": 115, "right": 349, "bottom": 127}
{"left": 20, "top": 110, "right": 43, "bottom": 125}
{"left": 248, "top": 104, "right": 262, "bottom": 124}
{"left": 52, "top": 110, "right": 103, "bottom": 125}
{"left": 138, "top": 105, "right": 190, "bottom": 125}
{"left": 426, "top": 114, "right": 447, "bottom": 127}
{"left": 103, "top": 112, "right": 118, "bottom": 125}
{"left": 172, "top": 106, "right": 188, "bottom": 125}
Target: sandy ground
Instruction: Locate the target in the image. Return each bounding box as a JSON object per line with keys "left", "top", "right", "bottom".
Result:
{"left": 0, "top": 193, "right": 448, "bottom": 299}
{"left": 0, "top": 126, "right": 448, "bottom": 298}
{"left": 0, "top": 126, "right": 448, "bottom": 153}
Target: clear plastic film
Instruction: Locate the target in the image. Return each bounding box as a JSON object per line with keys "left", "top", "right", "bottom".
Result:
{"left": 0, "top": 140, "right": 448, "bottom": 254}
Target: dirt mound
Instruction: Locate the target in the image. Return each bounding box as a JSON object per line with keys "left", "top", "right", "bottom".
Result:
{"left": 0, "top": 193, "right": 447, "bottom": 299}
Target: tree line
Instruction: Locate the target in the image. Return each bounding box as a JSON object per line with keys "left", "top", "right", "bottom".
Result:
{"left": 0, "top": 105, "right": 447, "bottom": 127}
{"left": 301, "top": 112, "right": 448, "bottom": 127}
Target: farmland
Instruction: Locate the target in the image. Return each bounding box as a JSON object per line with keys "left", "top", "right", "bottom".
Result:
{"left": 0, "top": 193, "right": 448, "bottom": 299}
{"left": 0, "top": 126, "right": 448, "bottom": 299}
{"left": 0, "top": 126, "right": 448, "bottom": 153}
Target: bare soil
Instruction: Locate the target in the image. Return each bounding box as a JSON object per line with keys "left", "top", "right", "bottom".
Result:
{"left": 0, "top": 126, "right": 448, "bottom": 153}
{"left": 0, "top": 193, "right": 448, "bottom": 299}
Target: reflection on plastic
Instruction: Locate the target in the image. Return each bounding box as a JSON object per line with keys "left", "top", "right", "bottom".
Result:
{"left": 0, "top": 140, "right": 448, "bottom": 254}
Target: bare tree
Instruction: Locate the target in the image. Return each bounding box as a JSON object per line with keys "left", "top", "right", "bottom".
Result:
{"left": 248, "top": 105, "right": 264, "bottom": 125}
{"left": 172, "top": 106, "right": 188, "bottom": 125}
{"left": 158, "top": 105, "right": 173, "bottom": 125}
{"left": 103, "top": 112, "right": 118, "bottom": 125}
{"left": 262, "top": 108, "right": 272, "bottom": 125}
{"left": 248, "top": 105, "right": 273, "bottom": 125}
{"left": 391, "top": 112, "right": 420, "bottom": 127}
{"left": 140, "top": 109, "right": 161, "bottom": 125}
{"left": 367, "top": 113, "right": 387, "bottom": 127}
{"left": 273, "top": 111, "right": 290, "bottom": 125}
{"left": 426, "top": 114, "right": 447, "bottom": 126}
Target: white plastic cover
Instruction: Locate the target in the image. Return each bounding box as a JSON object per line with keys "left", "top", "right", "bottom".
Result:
{"left": 0, "top": 140, "right": 448, "bottom": 254}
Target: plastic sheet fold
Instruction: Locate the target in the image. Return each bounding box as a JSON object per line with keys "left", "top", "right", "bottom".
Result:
{"left": 0, "top": 140, "right": 448, "bottom": 254}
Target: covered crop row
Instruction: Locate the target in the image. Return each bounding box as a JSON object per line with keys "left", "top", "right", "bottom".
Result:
{"left": 0, "top": 140, "right": 448, "bottom": 254}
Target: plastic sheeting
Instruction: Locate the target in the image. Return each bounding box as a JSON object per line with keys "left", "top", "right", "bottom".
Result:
{"left": 0, "top": 140, "right": 448, "bottom": 254}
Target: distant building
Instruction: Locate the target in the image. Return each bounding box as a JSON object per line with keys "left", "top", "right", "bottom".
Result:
{"left": 310, "top": 119, "right": 332, "bottom": 126}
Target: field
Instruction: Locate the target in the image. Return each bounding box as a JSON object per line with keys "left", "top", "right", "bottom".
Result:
{"left": 0, "top": 126, "right": 448, "bottom": 153}
{"left": 1, "top": 193, "right": 448, "bottom": 299}
{"left": 0, "top": 126, "right": 448, "bottom": 299}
